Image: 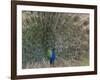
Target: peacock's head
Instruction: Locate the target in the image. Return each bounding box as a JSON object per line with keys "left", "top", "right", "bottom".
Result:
{"left": 52, "top": 48, "right": 55, "bottom": 51}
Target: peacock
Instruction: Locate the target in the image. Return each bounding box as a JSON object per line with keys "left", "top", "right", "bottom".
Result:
{"left": 47, "top": 48, "right": 56, "bottom": 66}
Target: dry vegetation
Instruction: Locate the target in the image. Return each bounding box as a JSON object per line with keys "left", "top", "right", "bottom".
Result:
{"left": 22, "top": 11, "right": 89, "bottom": 69}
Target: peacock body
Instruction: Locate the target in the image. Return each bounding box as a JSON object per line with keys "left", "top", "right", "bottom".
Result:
{"left": 47, "top": 49, "right": 56, "bottom": 65}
